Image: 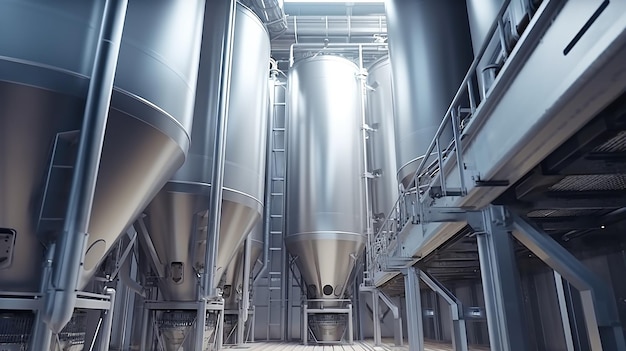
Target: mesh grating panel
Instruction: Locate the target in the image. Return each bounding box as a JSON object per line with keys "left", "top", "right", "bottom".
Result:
{"left": 527, "top": 209, "right": 603, "bottom": 218}
{"left": 594, "top": 131, "right": 626, "bottom": 152}
{"left": 549, "top": 174, "right": 626, "bottom": 192}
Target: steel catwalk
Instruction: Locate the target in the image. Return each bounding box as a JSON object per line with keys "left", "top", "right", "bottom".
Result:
{"left": 285, "top": 55, "right": 366, "bottom": 301}
{"left": 0, "top": 1, "right": 204, "bottom": 292}
{"left": 144, "top": 3, "right": 270, "bottom": 302}
{"left": 385, "top": 0, "right": 474, "bottom": 187}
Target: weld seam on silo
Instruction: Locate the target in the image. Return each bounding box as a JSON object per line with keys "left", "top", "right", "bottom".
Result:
{"left": 41, "top": 0, "right": 128, "bottom": 335}
{"left": 202, "top": 0, "right": 237, "bottom": 298}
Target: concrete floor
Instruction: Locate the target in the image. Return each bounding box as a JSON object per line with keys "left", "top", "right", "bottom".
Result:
{"left": 224, "top": 340, "right": 490, "bottom": 350}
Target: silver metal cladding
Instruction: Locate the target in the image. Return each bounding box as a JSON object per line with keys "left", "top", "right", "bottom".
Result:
{"left": 385, "top": 0, "right": 474, "bottom": 187}
{"left": 366, "top": 57, "right": 399, "bottom": 223}
{"left": 0, "top": 1, "right": 205, "bottom": 291}
{"left": 144, "top": 3, "right": 271, "bottom": 301}
{"left": 285, "top": 55, "right": 366, "bottom": 300}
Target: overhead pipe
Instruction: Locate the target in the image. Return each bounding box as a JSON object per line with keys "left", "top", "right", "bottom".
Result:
{"left": 42, "top": 0, "right": 128, "bottom": 334}
{"left": 202, "top": 0, "right": 236, "bottom": 298}
{"left": 243, "top": 0, "right": 288, "bottom": 38}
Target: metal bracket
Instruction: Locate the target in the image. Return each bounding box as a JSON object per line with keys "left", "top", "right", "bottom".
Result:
{"left": 421, "top": 207, "right": 468, "bottom": 224}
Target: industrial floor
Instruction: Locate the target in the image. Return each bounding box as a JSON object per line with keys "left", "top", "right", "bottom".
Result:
{"left": 224, "top": 340, "right": 490, "bottom": 350}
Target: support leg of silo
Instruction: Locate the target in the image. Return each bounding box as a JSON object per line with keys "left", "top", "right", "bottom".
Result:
{"left": 403, "top": 266, "right": 424, "bottom": 351}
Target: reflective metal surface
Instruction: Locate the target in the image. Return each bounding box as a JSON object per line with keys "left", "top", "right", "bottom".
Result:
{"left": 285, "top": 56, "right": 366, "bottom": 300}
{"left": 366, "top": 57, "right": 398, "bottom": 221}
{"left": 466, "top": 0, "right": 505, "bottom": 56}
{"left": 144, "top": 3, "right": 270, "bottom": 302}
{"left": 221, "top": 223, "right": 263, "bottom": 309}
{"left": 0, "top": 1, "right": 204, "bottom": 291}
{"left": 385, "top": 0, "right": 473, "bottom": 186}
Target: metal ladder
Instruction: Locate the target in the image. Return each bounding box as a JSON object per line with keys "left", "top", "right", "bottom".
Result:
{"left": 260, "top": 78, "right": 289, "bottom": 340}
{"left": 37, "top": 130, "right": 80, "bottom": 237}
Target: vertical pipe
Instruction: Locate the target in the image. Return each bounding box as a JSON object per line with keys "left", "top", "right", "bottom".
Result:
{"left": 238, "top": 237, "right": 252, "bottom": 345}
{"left": 30, "top": 245, "right": 56, "bottom": 351}
{"left": 42, "top": 0, "right": 128, "bottom": 335}
{"left": 202, "top": 0, "right": 236, "bottom": 297}
{"left": 358, "top": 44, "right": 373, "bottom": 278}
{"left": 98, "top": 288, "right": 117, "bottom": 351}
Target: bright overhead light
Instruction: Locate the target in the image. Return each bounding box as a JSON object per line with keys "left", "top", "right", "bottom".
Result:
{"left": 284, "top": 0, "right": 383, "bottom": 3}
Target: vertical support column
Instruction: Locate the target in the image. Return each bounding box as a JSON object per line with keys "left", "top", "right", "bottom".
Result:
{"left": 348, "top": 304, "right": 354, "bottom": 344}
{"left": 302, "top": 303, "right": 308, "bottom": 345}
{"left": 194, "top": 299, "right": 208, "bottom": 351}
{"left": 41, "top": 0, "right": 128, "bottom": 336}
{"left": 139, "top": 308, "right": 150, "bottom": 351}
{"left": 98, "top": 288, "right": 117, "bottom": 351}
{"left": 473, "top": 206, "right": 527, "bottom": 351}
{"left": 371, "top": 288, "right": 382, "bottom": 345}
{"left": 404, "top": 266, "right": 424, "bottom": 351}
{"left": 217, "top": 307, "right": 225, "bottom": 351}
{"left": 554, "top": 272, "right": 576, "bottom": 351}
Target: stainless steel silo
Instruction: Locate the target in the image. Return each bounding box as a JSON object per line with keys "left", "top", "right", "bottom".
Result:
{"left": 385, "top": 0, "right": 474, "bottom": 187}
{"left": 0, "top": 0, "right": 203, "bottom": 293}
{"left": 366, "top": 57, "right": 398, "bottom": 221}
{"left": 144, "top": 2, "right": 270, "bottom": 304}
{"left": 221, "top": 223, "right": 263, "bottom": 344}
{"left": 285, "top": 55, "right": 366, "bottom": 303}
{"left": 466, "top": 0, "right": 506, "bottom": 56}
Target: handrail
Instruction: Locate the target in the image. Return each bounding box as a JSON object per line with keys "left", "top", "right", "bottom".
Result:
{"left": 367, "top": 0, "right": 558, "bottom": 278}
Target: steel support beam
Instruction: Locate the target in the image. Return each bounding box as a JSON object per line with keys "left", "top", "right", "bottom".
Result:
{"left": 511, "top": 212, "right": 626, "bottom": 350}
{"left": 472, "top": 206, "right": 527, "bottom": 351}
{"left": 379, "top": 290, "right": 403, "bottom": 346}
{"left": 403, "top": 266, "right": 424, "bottom": 351}
{"left": 419, "top": 271, "right": 468, "bottom": 351}
{"left": 371, "top": 288, "right": 382, "bottom": 345}
{"left": 554, "top": 272, "right": 576, "bottom": 351}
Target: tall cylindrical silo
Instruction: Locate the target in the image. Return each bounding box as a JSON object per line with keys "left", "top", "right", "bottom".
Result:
{"left": 366, "top": 56, "right": 399, "bottom": 222}
{"left": 285, "top": 55, "right": 366, "bottom": 304}
{"left": 466, "top": 0, "right": 506, "bottom": 56}
{"left": 144, "top": 3, "right": 270, "bottom": 304}
{"left": 0, "top": 1, "right": 204, "bottom": 293}
{"left": 385, "top": 0, "right": 474, "bottom": 187}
